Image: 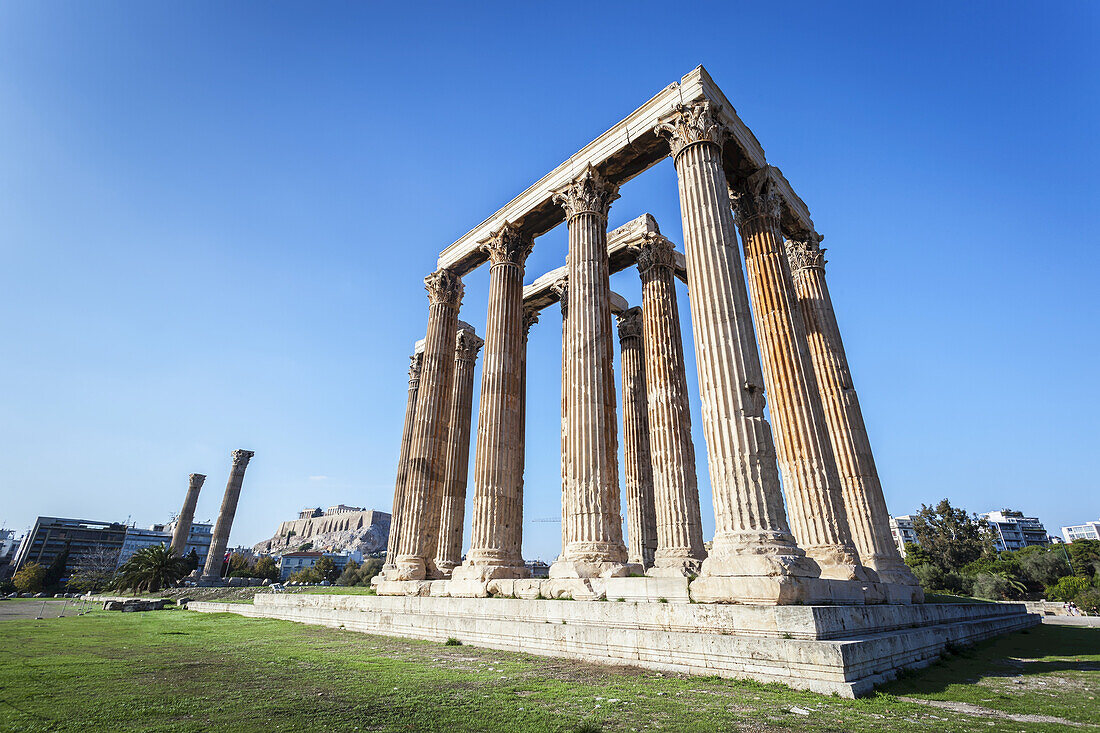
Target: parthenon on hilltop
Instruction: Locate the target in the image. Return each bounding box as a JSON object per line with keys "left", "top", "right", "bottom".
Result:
{"left": 195, "top": 67, "right": 1036, "bottom": 696}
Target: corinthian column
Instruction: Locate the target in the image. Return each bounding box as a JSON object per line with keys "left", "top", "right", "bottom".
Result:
{"left": 393, "top": 268, "right": 464, "bottom": 581}
{"left": 655, "top": 101, "right": 817, "bottom": 602}
{"left": 170, "top": 473, "right": 205, "bottom": 556}
{"left": 435, "top": 324, "right": 483, "bottom": 576}
{"left": 731, "top": 168, "right": 868, "bottom": 583}
{"left": 202, "top": 449, "right": 255, "bottom": 579}
{"left": 454, "top": 224, "right": 533, "bottom": 581}
{"left": 786, "top": 234, "right": 921, "bottom": 594}
{"left": 617, "top": 307, "right": 658, "bottom": 569}
{"left": 549, "top": 165, "right": 633, "bottom": 578}
{"left": 553, "top": 281, "right": 570, "bottom": 534}
{"left": 383, "top": 350, "right": 423, "bottom": 576}
{"left": 634, "top": 234, "right": 706, "bottom": 576}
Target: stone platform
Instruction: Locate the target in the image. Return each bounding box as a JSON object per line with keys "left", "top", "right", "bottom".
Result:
{"left": 188, "top": 591, "right": 1038, "bottom": 697}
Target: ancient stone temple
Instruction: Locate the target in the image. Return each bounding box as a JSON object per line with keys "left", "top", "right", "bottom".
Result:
{"left": 193, "top": 67, "right": 1037, "bottom": 696}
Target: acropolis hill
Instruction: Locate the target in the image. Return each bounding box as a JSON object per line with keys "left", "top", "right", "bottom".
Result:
{"left": 253, "top": 505, "right": 391, "bottom": 556}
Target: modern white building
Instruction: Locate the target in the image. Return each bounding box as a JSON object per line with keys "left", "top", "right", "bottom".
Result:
{"left": 116, "top": 521, "right": 213, "bottom": 567}
{"left": 889, "top": 515, "right": 919, "bottom": 555}
{"left": 980, "top": 510, "right": 1049, "bottom": 552}
{"left": 1062, "top": 519, "right": 1100, "bottom": 544}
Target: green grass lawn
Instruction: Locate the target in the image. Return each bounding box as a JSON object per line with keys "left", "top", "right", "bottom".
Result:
{"left": 0, "top": 606, "right": 1096, "bottom": 732}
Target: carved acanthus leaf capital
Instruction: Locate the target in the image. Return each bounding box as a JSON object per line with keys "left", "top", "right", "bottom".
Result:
{"left": 552, "top": 165, "right": 620, "bottom": 222}
{"left": 634, "top": 233, "right": 676, "bottom": 276}
{"left": 424, "top": 268, "right": 464, "bottom": 308}
{"left": 616, "top": 306, "right": 643, "bottom": 341}
{"left": 729, "top": 170, "right": 783, "bottom": 227}
{"left": 408, "top": 352, "right": 424, "bottom": 384}
{"left": 522, "top": 307, "right": 540, "bottom": 338}
{"left": 552, "top": 280, "right": 569, "bottom": 317}
{"left": 479, "top": 221, "right": 534, "bottom": 268}
{"left": 188, "top": 473, "right": 206, "bottom": 487}
{"left": 455, "top": 328, "right": 484, "bottom": 362}
{"left": 784, "top": 234, "right": 827, "bottom": 278}
{"left": 231, "top": 449, "right": 255, "bottom": 468}
{"left": 655, "top": 100, "right": 727, "bottom": 159}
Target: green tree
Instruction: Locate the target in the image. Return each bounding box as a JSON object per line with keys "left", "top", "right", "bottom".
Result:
{"left": 1067, "top": 540, "right": 1100, "bottom": 578}
{"left": 252, "top": 556, "right": 279, "bottom": 581}
{"left": 288, "top": 566, "right": 323, "bottom": 583}
{"left": 336, "top": 560, "right": 360, "bottom": 586}
{"left": 44, "top": 541, "right": 72, "bottom": 587}
{"left": 297, "top": 542, "right": 314, "bottom": 552}
{"left": 1045, "top": 575, "right": 1091, "bottom": 602}
{"left": 183, "top": 549, "right": 199, "bottom": 572}
{"left": 315, "top": 556, "right": 339, "bottom": 583}
{"left": 902, "top": 543, "right": 933, "bottom": 568}
{"left": 114, "top": 545, "right": 190, "bottom": 593}
{"left": 1018, "top": 548, "right": 1070, "bottom": 587}
{"left": 12, "top": 562, "right": 46, "bottom": 593}
{"left": 910, "top": 499, "right": 994, "bottom": 573}
{"left": 1074, "top": 587, "right": 1100, "bottom": 615}
{"left": 358, "top": 558, "right": 383, "bottom": 585}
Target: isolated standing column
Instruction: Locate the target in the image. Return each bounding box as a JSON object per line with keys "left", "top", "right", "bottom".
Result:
{"left": 170, "top": 473, "right": 205, "bottom": 556}
{"left": 617, "top": 307, "right": 658, "bottom": 569}
{"left": 202, "top": 449, "right": 255, "bottom": 579}
{"left": 383, "top": 350, "right": 423, "bottom": 576}
{"left": 634, "top": 233, "right": 706, "bottom": 576}
{"left": 655, "top": 101, "right": 818, "bottom": 602}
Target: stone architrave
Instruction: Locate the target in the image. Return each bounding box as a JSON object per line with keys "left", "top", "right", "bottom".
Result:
{"left": 655, "top": 101, "right": 818, "bottom": 602}
{"left": 435, "top": 325, "right": 484, "bottom": 576}
{"left": 383, "top": 350, "right": 423, "bottom": 576}
{"left": 392, "top": 268, "right": 464, "bottom": 581}
{"left": 549, "top": 165, "right": 634, "bottom": 579}
{"left": 732, "top": 169, "right": 869, "bottom": 583}
{"left": 454, "top": 224, "right": 533, "bottom": 581}
{"left": 785, "top": 234, "right": 921, "bottom": 594}
{"left": 616, "top": 307, "right": 658, "bottom": 569}
{"left": 202, "top": 449, "right": 255, "bottom": 579}
{"left": 170, "top": 473, "right": 205, "bottom": 557}
{"left": 633, "top": 233, "right": 706, "bottom": 576}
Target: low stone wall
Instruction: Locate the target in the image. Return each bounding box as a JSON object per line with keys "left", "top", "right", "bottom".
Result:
{"left": 188, "top": 593, "right": 1038, "bottom": 697}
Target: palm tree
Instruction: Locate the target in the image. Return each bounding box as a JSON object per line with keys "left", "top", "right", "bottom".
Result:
{"left": 114, "top": 545, "right": 190, "bottom": 593}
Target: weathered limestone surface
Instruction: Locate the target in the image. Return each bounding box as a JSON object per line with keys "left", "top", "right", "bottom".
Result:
{"left": 634, "top": 233, "right": 706, "bottom": 576}
{"left": 656, "top": 101, "right": 818, "bottom": 602}
{"left": 435, "top": 324, "right": 483, "bottom": 576}
{"left": 393, "top": 269, "right": 464, "bottom": 581}
{"left": 550, "top": 165, "right": 634, "bottom": 579}
{"left": 192, "top": 594, "right": 1038, "bottom": 698}
{"left": 454, "top": 224, "right": 533, "bottom": 581}
{"left": 383, "top": 350, "right": 423, "bottom": 576}
{"left": 169, "top": 473, "right": 205, "bottom": 556}
{"left": 202, "top": 449, "right": 254, "bottom": 579}
{"left": 733, "top": 168, "right": 869, "bottom": 585}
{"left": 616, "top": 307, "right": 657, "bottom": 569}
{"left": 785, "top": 234, "right": 921, "bottom": 595}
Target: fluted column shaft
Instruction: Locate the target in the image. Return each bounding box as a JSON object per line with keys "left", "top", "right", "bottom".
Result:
{"left": 393, "top": 268, "right": 464, "bottom": 581}
{"left": 786, "top": 236, "right": 920, "bottom": 590}
{"left": 617, "top": 308, "right": 658, "bottom": 569}
{"left": 656, "top": 102, "right": 815, "bottom": 588}
{"left": 555, "top": 283, "right": 570, "bottom": 541}
{"left": 733, "top": 169, "right": 867, "bottom": 582}
{"left": 550, "top": 166, "right": 631, "bottom": 578}
{"left": 170, "top": 473, "right": 205, "bottom": 557}
{"left": 635, "top": 236, "right": 706, "bottom": 576}
{"left": 455, "top": 225, "right": 533, "bottom": 581}
{"left": 383, "top": 351, "right": 422, "bottom": 575}
{"left": 435, "top": 326, "right": 483, "bottom": 576}
{"left": 203, "top": 449, "right": 255, "bottom": 578}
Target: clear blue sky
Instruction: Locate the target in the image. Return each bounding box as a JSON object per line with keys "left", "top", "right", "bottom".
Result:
{"left": 2, "top": 2, "right": 1097, "bottom": 559}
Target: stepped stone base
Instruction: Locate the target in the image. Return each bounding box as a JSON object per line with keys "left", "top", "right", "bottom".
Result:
{"left": 188, "top": 590, "right": 1038, "bottom": 697}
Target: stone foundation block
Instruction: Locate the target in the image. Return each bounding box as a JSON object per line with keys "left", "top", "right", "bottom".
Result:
{"left": 606, "top": 576, "right": 690, "bottom": 603}
{"left": 543, "top": 579, "right": 605, "bottom": 600}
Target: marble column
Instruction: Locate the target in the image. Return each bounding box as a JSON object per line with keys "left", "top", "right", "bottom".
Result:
{"left": 454, "top": 224, "right": 533, "bottom": 581}
{"left": 383, "top": 350, "right": 423, "bottom": 576}
{"left": 517, "top": 306, "right": 539, "bottom": 570}
{"left": 785, "top": 234, "right": 921, "bottom": 594}
{"left": 655, "top": 101, "right": 818, "bottom": 602}
{"left": 435, "top": 324, "right": 483, "bottom": 576}
{"left": 170, "top": 473, "right": 205, "bottom": 557}
{"left": 202, "top": 449, "right": 255, "bottom": 579}
{"left": 549, "top": 165, "right": 633, "bottom": 578}
{"left": 634, "top": 234, "right": 707, "bottom": 576}
{"left": 393, "top": 268, "right": 464, "bottom": 581}
{"left": 617, "top": 307, "right": 658, "bottom": 569}
{"left": 732, "top": 168, "right": 868, "bottom": 583}
{"left": 553, "top": 281, "right": 570, "bottom": 540}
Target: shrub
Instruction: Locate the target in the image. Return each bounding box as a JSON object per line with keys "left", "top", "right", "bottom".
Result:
{"left": 1018, "top": 550, "right": 1070, "bottom": 587}
{"left": 444, "top": 637, "right": 462, "bottom": 646}
{"left": 972, "top": 573, "right": 1020, "bottom": 601}
{"left": 12, "top": 562, "right": 46, "bottom": 593}
{"left": 1046, "top": 575, "right": 1091, "bottom": 602}
{"left": 1073, "top": 587, "right": 1100, "bottom": 615}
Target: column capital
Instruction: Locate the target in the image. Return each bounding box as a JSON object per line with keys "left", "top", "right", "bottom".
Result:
{"left": 522, "top": 306, "right": 540, "bottom": 338}
{"left": 408, "top": 351, "right": 424, "bottom": 383}
{"left": 633, "top": 233, "right": 677, "bottom": 276}
{"left": 655, "top": 100, "right": 727, "bottom": 159}
{"left": 479, "top": 222, "right": 534, "bottom": 268}
{"left": 231, "top": 449, "right": 255, "bottom": 468}
{"left": 552, "top": 164, "right": 620, "bottom": 222}
{"left": 616, "top": 306, "right": 643, "bottom": 341}
{"left": 188, "top": 473, "right": 206, "bottom": 487}
{"left": 729, "top": 169, "right": 783, "bottom": 227}
{"left": 784, "top": 234, "right": 827, "bottom": 278}
{"left": 424, "top": 268, "right": 464, "bottom": 308}
{"left": 552, "top": 279, "right": 569, "bottom": 317}
{"left": 455, "top": 327, "right": 484, "bottom": 362}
